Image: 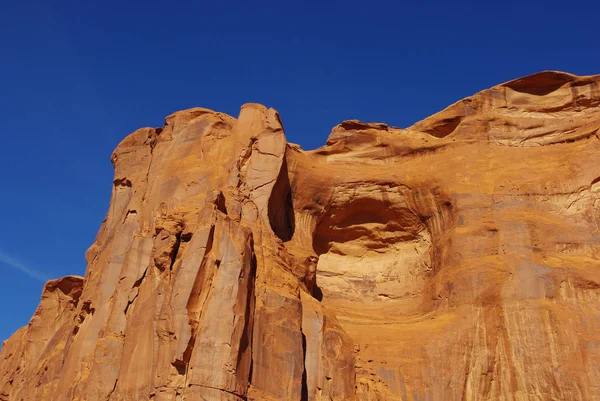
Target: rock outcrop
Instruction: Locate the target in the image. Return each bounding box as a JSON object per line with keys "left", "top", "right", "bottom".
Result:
{"left": 2, "top": 71, "right": 600, "bottom": 400}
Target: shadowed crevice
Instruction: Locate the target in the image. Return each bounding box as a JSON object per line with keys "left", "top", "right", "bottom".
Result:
{"left": 268, "top": 158, "right": 295, "bottom": 242}
{"left": 301, "top": 332, "right": 308, "bottom": 401}
{"left": 216, "top": 192, "right": 228, "bottom": 215}
{"left": 237, "top": 239, "right": 256, "bottom": 396}
{"left": 169, "top": 232, "right": 182, "bottom": 271}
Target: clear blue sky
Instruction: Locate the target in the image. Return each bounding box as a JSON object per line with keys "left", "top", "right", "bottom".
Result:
{"left": 1, "top": 0, "right": 598, "bottom": 343}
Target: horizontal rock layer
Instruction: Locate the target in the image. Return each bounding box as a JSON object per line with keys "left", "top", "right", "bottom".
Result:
{"left": 2, "top": 71, "right": 600, "bottom": 400}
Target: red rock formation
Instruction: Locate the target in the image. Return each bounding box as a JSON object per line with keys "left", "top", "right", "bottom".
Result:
{"left": 2, "top": 71, "right": 600, "bottom": 400}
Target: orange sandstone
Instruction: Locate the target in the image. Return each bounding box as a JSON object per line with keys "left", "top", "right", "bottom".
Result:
{"left": 2, "top": 71, "right": 600, "bottom": 401}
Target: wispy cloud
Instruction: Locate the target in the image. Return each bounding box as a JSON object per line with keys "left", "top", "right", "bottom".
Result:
{"left": 0, "top": 250, "right": 49, "bottom": 282}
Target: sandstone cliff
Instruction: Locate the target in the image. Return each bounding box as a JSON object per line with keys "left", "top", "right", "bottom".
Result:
{"left": 2, "top": 71, "right": 600, "bottom": 401}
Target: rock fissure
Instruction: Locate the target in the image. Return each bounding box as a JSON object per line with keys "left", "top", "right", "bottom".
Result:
{"left": 105, "top": 379, "right": 117, "bottom": 401}
{"left": 179, "top": 225, "right": 217, "bottom": 377}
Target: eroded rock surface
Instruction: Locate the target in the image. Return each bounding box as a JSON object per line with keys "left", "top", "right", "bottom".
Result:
{"left": 2, "top": 71, "right": 600, "bottom": 400}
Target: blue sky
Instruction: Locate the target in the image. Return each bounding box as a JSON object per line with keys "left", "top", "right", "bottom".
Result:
{"left": 0, "top": 0, "right": 598, "bottom": 343}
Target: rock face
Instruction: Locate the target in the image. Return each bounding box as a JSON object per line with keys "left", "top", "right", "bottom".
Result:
{"left": 2, "top": 71, "right": 600, "bottom": 401}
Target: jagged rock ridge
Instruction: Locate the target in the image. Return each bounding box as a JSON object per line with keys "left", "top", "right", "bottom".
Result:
{"left": 1, "top": 71, "right": 600, "bottom": 401}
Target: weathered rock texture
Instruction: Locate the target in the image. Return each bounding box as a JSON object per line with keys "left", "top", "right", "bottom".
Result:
{"left": 2, "top": 71, "right": 600, "bottom": 401}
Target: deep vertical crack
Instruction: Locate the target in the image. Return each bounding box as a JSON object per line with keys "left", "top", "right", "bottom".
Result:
{"left": 237, "top": 237, "right": 257, "bottom": 396}
{"left": 301, "top": 332, "right": 308, "bottom": 401}
{"left": 169, "top": 232, "right": 182, "bottom": 271}
{"left": 106, "top": 379, "right": 118, "bottom": 401}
